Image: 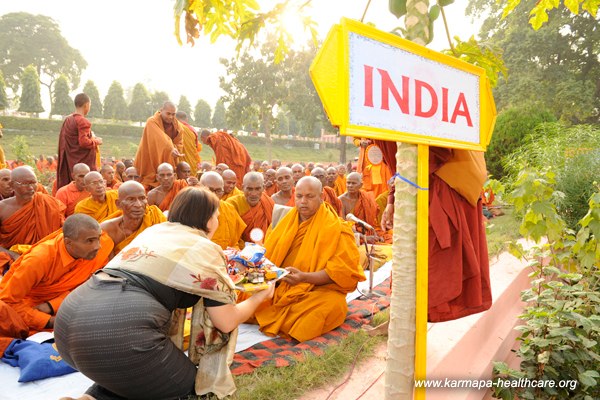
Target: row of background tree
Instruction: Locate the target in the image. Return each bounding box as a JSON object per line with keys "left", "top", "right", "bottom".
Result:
{"left": 0, "top": 12, "right": 329, "bottom": 138}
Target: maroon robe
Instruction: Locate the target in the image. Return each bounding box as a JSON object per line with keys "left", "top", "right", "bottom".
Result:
{"left": 57, "top": 113, "right": 98, "bottom": 190}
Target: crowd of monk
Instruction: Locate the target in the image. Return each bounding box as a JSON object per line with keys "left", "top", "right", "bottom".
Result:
{"left": 0, "top": 95, "right": 400, "bottom": 359}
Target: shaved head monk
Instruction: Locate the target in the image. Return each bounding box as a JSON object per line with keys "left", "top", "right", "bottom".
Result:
{"left": 0, "top": 169, "right": 13, "bottom": 200}
{"left": 221, "top": 169, "right": 242, "bottom": 201}
{"left": 0, "top": 166, "right": 65, "bottom": 265}
{"left": 333, "top": 165, "right": 347, "bottom": 196}
{"left": 252, "top": 176, "right": 365, "bottom": 342}
{"left": 326, "top": 167, "right": 337, "bottom": 188}
{"left": 74, "top": 171, "right": 119, "bottom": 222}
{"left": 55, "top": 163, "right": 91, "bottom": 217}
{"left": 201, "top": 129, "right": 251, "bottom": 188}
{"left": 200, "top": 162, "right": 213, "bottom": 173}
{"left": 263, "top": 168, "right": 278, "bottom": 196}
{"left": 214, "top": 163, "right": 230, "bottom": 175}
{"left": 175, "top": 111, "right": 201, "bottom": 178}
{"left": 199, "top": 172, "right": 246, "bottom": 250}
{"left": 291, "top": 164, "right": 304, "bottom": 186}
{"left": 124, "top": 167, "right": 141, "bottom": 182}
{"left": 147, "top": 163, "right": 188, "bottom": 211}
{"left": 100, "top": 181, "right": 166, "bottom": 257}
{"left": 100, "top": 164, "right": 120, "bottom": 190}
{"left": 115, "top": 161, "right": 126, "bottom": 182}
{"left": 226, "top": 172, "right": 274, "bottom": 243}
{"left": 176, "top": 161, "right": 192, "bottom": 180}
{"left": 134, "top": 101, "right": 185, "bottom": 190}
{"left": 271, "top": 167, "right": 295, "bottom": 206}
{"left": 339, "top": 172, "right": 391, "bottom": 244}
{"left": 311, "top": 167, "right": 343, "bottom": 217}
{"left": 0, "top": 214, "right": 113, "bottom": 354}
{"left": 57, "top": 93, "right": 102, "bottom": 190}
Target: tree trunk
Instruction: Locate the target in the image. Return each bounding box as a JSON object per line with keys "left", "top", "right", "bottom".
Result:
{"left": 339, "top": 133, "right": 347, "bottom": 164}
{"left": 385, "top": 1, "right": 430, "bottom": 399}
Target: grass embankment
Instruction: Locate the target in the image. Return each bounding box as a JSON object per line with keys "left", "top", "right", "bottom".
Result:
{"left": 1, "top": 129, "right": 358, "bottom": 165}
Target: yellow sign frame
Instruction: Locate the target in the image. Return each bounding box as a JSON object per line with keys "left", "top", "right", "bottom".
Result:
{"left": 310, "top": 18, "right": 497, "bottom": 151}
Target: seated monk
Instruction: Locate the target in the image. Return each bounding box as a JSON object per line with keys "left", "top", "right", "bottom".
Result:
{"left": 100, "top": 164, "right": 121, "bottom": 190}
{"left": 199, "top": 171, "right": 246, "bottom": 249}
{"left": 220, "top": 169, "right": 242, "bottom": 201}
{"left": 0, "top": 167, "right": 65, "bottom": 268}
{"left": 263, "top": 168, "right": 278, "bottom": 196}
{"left": 291, "top": 164, "right": 304, "bottom": 186}
{"left": 147, "top": 163, "right": 188, "bottom": 211}
{"left": 340, "top": 172, "right": 392, "bottom": 244}
{"left": 176, "top": 161, "right": 199, "bottom": 186}
{"left": 55, "top": 163, "right": 91, "bottom": 217}
{"left": 333, "top": 165, "right": 347, "bottom": 196}
{"left": 0, "top": 169, "right": 13, "bottom": 200}
{"left": 74, "top": 171, "right": 119, "bottom": 222}
{"left": 311, "top": 167, "right": 343, "bottom": 216}
{"left": 100, "top": 181, "right": 166, "bottom": 257}
{"left": 271, "top": 167, "right": 295, "bottom": 206}
{"left": 214, "top": 163, "right": 229, "bottom": 175}
{"left": 0, "top": 214, "right": 113, "bottom": 354}
{"left": 115, "top": 161, "right": 126, "bottom": 182}
{"left": 253, "top": 176, "right": 365, "bottom": 342}
{"left": 124, "top": 166, "right": 141, "bottom": 183}
{"left": 227, "top": 172, "right": 274, "bottom": 243}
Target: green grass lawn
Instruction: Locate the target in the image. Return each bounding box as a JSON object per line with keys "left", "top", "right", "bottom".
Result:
{"left": 485, "top": 207, "right": 522, "bottom": 259}
{"left": 1, "top": 129, "right": 358, "bottom": 165}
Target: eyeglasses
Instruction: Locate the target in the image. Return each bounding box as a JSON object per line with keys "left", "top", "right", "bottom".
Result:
{"left": 87, "top": 180, "right": 106, "bottom": 187}
{"left": 126, "top": 175, "right": 141, "bottom": 179}
{"left": 207, "top": 187, "right": 224, "bottom": 195}
{"left": 13, "top": 181, "right": 37, "bottom": 187}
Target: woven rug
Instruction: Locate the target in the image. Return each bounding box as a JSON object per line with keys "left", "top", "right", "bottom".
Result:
{"left": 231, "top": 278, "right": 391, "bottom": 375}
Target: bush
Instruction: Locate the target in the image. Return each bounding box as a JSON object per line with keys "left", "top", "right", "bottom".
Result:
{"left": 504, "top": 123, "right": 600, "bottom": 230}
{"left": 493, "top": 169, "right": 600, "bottom": 400}
{"left": 486, "top": 105, "right": 556, "bottom": 179}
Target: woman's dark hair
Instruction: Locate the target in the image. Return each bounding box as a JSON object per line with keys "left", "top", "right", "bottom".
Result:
{"left": 168, "top": 187, "right": 219, "bottom": 232}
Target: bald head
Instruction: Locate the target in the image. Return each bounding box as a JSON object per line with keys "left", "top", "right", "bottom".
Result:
{"left": 156, "top": 163, "right": 175, "bottom": 189}
{"left": 117, "top": 180, "right": 145, "bottom": 199}
{"left": 63, "top": 214, "right": 100, "bottom": 240}
{"left": 311, "top": 167, "right": 328, "bottom": 187}
{"left": 100, "top": 164, "right": 114, "bottom": 173}
{"left": 243, "top": 171, "right": 264, "bottom": 186}
{"left": 297, "top": 176, "right": 322, "bottom": 193}
{"left": 200, "top": 162, "right": 213, "bottom": 172}
{"left": 242, "top": 172, "right": 264, "bottom": 207}
{"left": 176, "top": 161, "right": 191, "bottom": 179}
{"left": 0, "top": 168, "right": 12, "bottom": 197}
{"left": 347, "top": 172, "right": 362, "bottom": 183}
{"left": 116, "top": 181, "right": 147, "bottom": 219}
{"left": 199, "top": 171, "right": 225, "bottom": 199}
{"left": 295, "top": 176, "right": 323, "bottom": 222}
{"left": 222, "top": 169, "right": 238, "bottom": 194}
{"left": 63, "top": 214, "right": 103, "bottom": 260}
{"left": 124, "top": 167, "right": 140, "bottom": 182}
{"left": 275, "top": 166, "right": 293, "bottom": 191}
{"left": 157, "top": 163, "right": 174, "bottom": 174}
{"left": 0, "top": 168, "right": 10, "bottom": 179}
{"left": 11, "top": 166, "right": 37, "bottom": 183}
{"left": 291, "top": 163, "right": 304, "bottom": 184}
{"left": 215, "top": 163, "right": 230, "bottom": 174}
{"left": 72, "top": 163, "right": 91, "bottom": 191}
{"left": 345, "top": 172, "right": 363, "bottom": 195}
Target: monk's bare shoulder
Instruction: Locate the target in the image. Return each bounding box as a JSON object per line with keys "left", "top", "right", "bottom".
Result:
{"left": 100, "top": 216, "right": 121, "bottom": 239}
{"left": 0, "top": 197, "right": 18, "bottom": 223}
{"left": 147, "top": 187, "right": 161, "bottom": 205}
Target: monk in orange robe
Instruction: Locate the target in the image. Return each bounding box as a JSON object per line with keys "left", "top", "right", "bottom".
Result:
{"left": 271, "top": 167, "right": 295, "bottom": 206}
{"left": 115, "top": 161, "right": 126, "bottom": 183}
{"left": 176, "top": 111, "right": 201, "bottom": 177}
{"left": 0, "top": 214, "right": 113, "bottom": 354}
{"left": 353, "top": 138, "right": 392, "bottom": 198}
{"left": 311, "top": 167, "right": 343, "bottom": 217}
{"left": 221, "top": 169, "right": 243, "bottom": 201}
{"left": 101, "top": 164, "right": 121, "bottom": 190}
{"left": 340, "top": 172, "right": 392, "bottom": 244}
{"left": 253, "top": 176, "right": 365, "bottom": 342}
{"left": 200, "top": 172, "right": 246, "bottom": 249}
{"left": 200, "top": 129, "right": 251, "bottom": 188}
{"left": 74, "top": 171, "right": 119, "bottom": 222}
{"left": 291, "top": 164, "right": 305, "bottom": 186}
{"left": 147, "top": 163, "right": 188, "bottom": 211}
{"left": 263, "top": 169, "right": 278, "bottom": 196}
{"left": 0, "top": 167, "right": 65, "bottom": 270}
{"left": 304, "top": 162, "right": 314, "bottom": 176}
{"left": 55, "top": 163, "right": 91, "bottom": 216}
{"left": 134, "top": 102, "right": 185, "bottom": 190}
{"left": 0, "top": 169, "right": 13, "bottom": 200}
{"left": 101, "top": 181, "right": 166, "bottom": 256}
{"left": 227, "top": 172, "right": 274, "bottom": 243}
{"left": 333, "top": 165, "right": 347, "bottom": 196}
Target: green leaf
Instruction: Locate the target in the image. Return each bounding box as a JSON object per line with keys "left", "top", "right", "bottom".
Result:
{"left": 579, "top": 370, "right": 599, "bottom": 387}
{"left": 438, "top": 0, "right": 455, "bottom": 6}
{"left": 429, "top": 5, "right": 441, "bottom": 21}
{"left": 389, "top": 0, "right": 407, "bottom": 18}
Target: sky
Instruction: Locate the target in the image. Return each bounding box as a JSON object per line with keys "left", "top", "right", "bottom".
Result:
{"left": 0, "top": 0, "right": 481, "bottom": 115}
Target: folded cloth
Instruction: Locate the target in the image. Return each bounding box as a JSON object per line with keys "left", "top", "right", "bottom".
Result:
{"left": 1, "top": 339, "right": 76, "bottom": 382}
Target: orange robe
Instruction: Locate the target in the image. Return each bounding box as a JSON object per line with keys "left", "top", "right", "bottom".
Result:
{"left": 211, "top": 200, "right": 246, "bottom": 250}
{"left": 375, "top": 190, "right": 389, "bottom": 227}
{"left": 333, "top": 175, "right": 346, "bottom": 196}
{"left": 134, "top": 112, "right": 184, "bottom": 190}
{"left": 285, "top": 188, "right": 296, "bottom": 207}
{"left": 74, "top": 190, "right": 119, "bottom": 222}
{"left": 35, "top": 183, "right": 49, "bottom": 195}
{"left": 106, "top": 180, "right": 122, "bottom": 190}
{"left": 227, "top": 192, "right": 274, "bottom": 243}
{"left": 264, "top": 182, "right": 278, "bottom": 197}
{"left": 351, "top": 190, "right": 392, "bottom": 243}
{"left": 104, "top": 206, "right": 166, "bottom": 253}
{"left": 323, "top": 186, "right": 343, "bottom": 217}
{"left": 158, "top": 179, "right": 188, "bottom": 211}
{"left": 0, "top": 193, "right": 65, "bottom": 250}
{"left": 55, "top": 182, "right": 90, "bottom": 217}
{"left": 255, "top": 203, "right": 365, "bottom": 342}
{"left": 353, "top": 138, "right": 392, "bottom": 198}
{"left": 0, "top": 230, "right": 113, "bottom": 353}
{"left": 180, "top": 120, "right": 201, "bottom": 176}
{"left": 205, "top": 131, "right": 251, "bottom": 188}
{"left": 221, "top": 186, "right": 243, "bottom": 201}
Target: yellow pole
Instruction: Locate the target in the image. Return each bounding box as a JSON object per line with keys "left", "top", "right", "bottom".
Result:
{"left": 414, "top": 144, "right": 429, "bottom": 399}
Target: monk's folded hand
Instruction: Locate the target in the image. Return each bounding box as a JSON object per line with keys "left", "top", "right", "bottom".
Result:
{"left": 34, "top": 302, "right": 53, "bottom": 315}
{"left": 282, "top": 267, "right": 305, "bottom": 286}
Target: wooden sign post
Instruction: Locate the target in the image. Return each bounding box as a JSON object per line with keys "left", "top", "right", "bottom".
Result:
{"left": 310, "top": 18, "right": 496, "bottom": 399}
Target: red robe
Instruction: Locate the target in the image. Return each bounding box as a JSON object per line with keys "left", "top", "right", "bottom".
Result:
{"left": 205, "top": 131, "right": 252, "bottom": 188}
{"left": 57, "top": 113, "right": 98, "bottom": 190}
